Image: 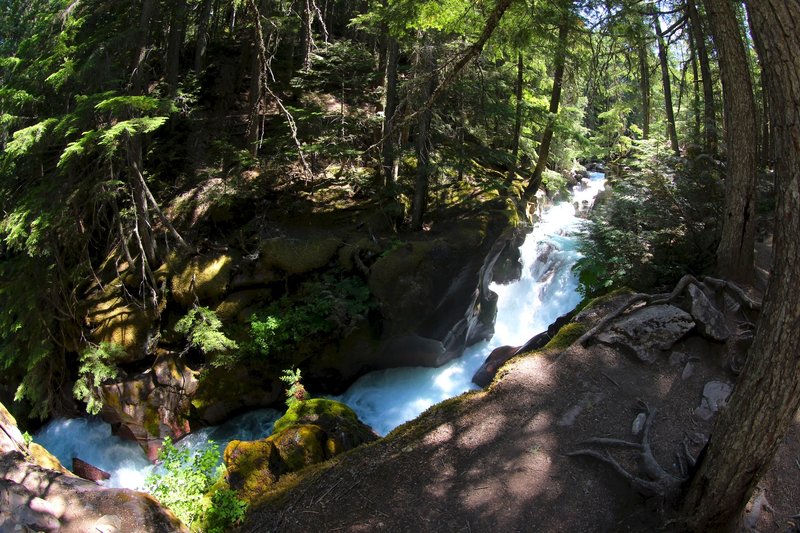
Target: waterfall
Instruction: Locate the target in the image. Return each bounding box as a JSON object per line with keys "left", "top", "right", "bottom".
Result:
{"left": 332, "top": 173, "right": 605, "bottom": 435}
{"left": 33, "top": 172, "right": 604, "bottom": 489}
{"left": 34, "top": 408, "right": 280, "bottom": 490}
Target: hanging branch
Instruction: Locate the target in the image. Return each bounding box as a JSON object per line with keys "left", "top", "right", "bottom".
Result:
{"left": 247, "top": 0, "right": 313, "bottom": 180}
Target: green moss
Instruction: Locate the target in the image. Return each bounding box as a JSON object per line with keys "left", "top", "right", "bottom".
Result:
{"left": 143, "top": 405, "right": 161, "bottom": 438}
{"left": 171, "top": 254, "right": 234, "bottom": 306}
{"left": 542, "top": 322, "right": 588, "bottom": 350}
{"left": 259, "top": 237, "right": 341, "bottom": 276}
{"left": 578, "top": 286, "right": 635, "bottom": 313}
{"left": 272, "top": 424, "right": 326, "bottom": 471}
{"left": 273, "top": 399, "right": 359, "bottom": 434}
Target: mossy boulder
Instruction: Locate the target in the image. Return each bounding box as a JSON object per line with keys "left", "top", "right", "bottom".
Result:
{"left": 223, "top": 400, "right": 378, "bottom": 504}
{"left": 171, "top": 254, "right": 234, "bottom": 306}
{"left": 258, "top": 237, "right": 341, "bottom": 276}
{"left": 85, "top": 283, "right": 156, "bottom": 363}
{"left": 214, "top": 288, "right": 272, "bottom": 322}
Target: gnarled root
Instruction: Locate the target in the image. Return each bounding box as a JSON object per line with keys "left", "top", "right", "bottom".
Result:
{"left": 566, "top": 404, "right": 684, "bottom": 499}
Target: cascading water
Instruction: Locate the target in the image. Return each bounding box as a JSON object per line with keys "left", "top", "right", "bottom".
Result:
{"left": 332, "top": 172, "right": 605, "bottom": 435}
{"left": 34, "top": 408, "right": 281, "bottom": 490}
{"left": 33, "top": 172, "right": 604, "bottom": 489}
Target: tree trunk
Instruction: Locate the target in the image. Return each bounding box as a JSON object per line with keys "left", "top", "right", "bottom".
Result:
{"left": 194, "top": 0, "right": 214, "bottom": 75}
{"left": 130, "top": 0, "right": 157, "bottom": 95}
{"left": 654, "top": 12, "right": 680, "bottom": 156}
{"left": 165, "top": 0, "right": 188, "bottom": 96}
{"left": 411, "top": 35, "right": 436, "bottom": 231}
{"left": 523, "top": 17, "right": 569, "bottom": 201}
{"left": 704, "top": 0, "right": 757, "bottom": 283}
{"left": 687, "top": 0, "right": 718, "bottom": 154}
{"left": 638, "top": 37, "right": 651, "bottom": 139}
{"left": 507, "top": 51, "right": 524, "bottom": 182}
{"left": 689, "top": 33, "right": 701, "bottom": 142}
{"left": 299, "top": 0, "right": 313, "bottom": 71}
{"left": 680, "top": 1, "right": 800, "bottom": 530}
{"left": 381, "top": 35, "right": 399, "bottom": 189}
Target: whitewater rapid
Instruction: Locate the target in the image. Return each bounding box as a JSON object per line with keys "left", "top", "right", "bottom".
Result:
{"left": 34, "top": 172, "right": 604, "bottom": 489}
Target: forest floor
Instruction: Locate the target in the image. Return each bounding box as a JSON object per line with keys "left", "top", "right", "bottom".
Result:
{"left": 243, "top": 238, "right": 799, "bottom": 533}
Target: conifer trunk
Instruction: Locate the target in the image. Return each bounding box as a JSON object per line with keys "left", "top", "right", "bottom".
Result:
{"left": 411, "top": 35, "right": 436, "bottom": 231}
{"left": 687, "top": 0, "right": 717, "bottom": 154}
{"left": 523, "top": 18, "right": 569, "bottom": 201}
{"left": 654, "top": 12, "right": 680, "bottom": 156}
{"left": 681, "top": 1, "right": 800, "bottom": 530}
{"left": 507, "top": 52, "right": 524, "bottom": 182}
{"left": 704, "top": 0, "right": 757, "bottom": 283}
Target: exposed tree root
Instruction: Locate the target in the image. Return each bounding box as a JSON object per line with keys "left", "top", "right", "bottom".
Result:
{"left": 577, "top": 275, "right": 760, "bottom": 348}
{"left": 566, "top": 404, "right": 685, "bottom": 499}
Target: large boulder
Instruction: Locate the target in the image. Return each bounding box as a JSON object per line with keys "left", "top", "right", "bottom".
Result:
{"left": 1, "top": 401, "right": 186, "bottom": 532}
{"left": 366, "top": 207, "right": 523, "bottom": 369}
{"left": 100, "top": 356, "right": 199, "bottom": 459}
{"left": 686, "top": 282, "right": 731, "bottom": 341}
{"left": 171, "top": 254, "right": 235, "bottom": 307}
{"left": 472, "top": 345, "right": 520, "bottom": 388}
{"left": 596, "top": 304, "right": 695, "bottom": 363}
{"left": 0, "top": 451, "right": 187, "bottom": 533}
{"left": 85, "top": 283, "right": 158, "bottom": 364}
{"left": 224, "top": 399, "right": 377, "bottom": 504}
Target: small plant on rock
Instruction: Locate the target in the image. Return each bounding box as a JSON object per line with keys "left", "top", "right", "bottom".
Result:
{"left": 280, "top": 367, "right": 307, "bottom": 408}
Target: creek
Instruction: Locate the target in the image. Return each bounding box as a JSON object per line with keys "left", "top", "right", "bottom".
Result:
{"left": 34, "top": 172, "right": 605, "bottom": 490}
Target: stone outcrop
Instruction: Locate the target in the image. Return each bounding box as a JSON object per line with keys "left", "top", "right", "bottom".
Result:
{"left": 1, "top": 402, "right": 186, "bottom": 532}
{"left": 224, "top": 399, "right": 378, "bottom": 504}
{"left": 100, "top": 356, "right": 198, "bottom": 460}
{"left": 596, "top": 304, "right": 695, "bottom": 363}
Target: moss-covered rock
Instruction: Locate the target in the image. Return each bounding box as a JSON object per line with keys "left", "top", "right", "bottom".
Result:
{"left": 28, "top": 442, "right": 71, "bottom": 475}
{"left": 542, "top": 322, "right": 588, "bottom": 350}
{"left": 85, "top": 283, "right": 156, "bottom": 363}
{"left": 171, "top": 254, "right": 234, "bottom": 307}
{"left": 223, "top": 399, "right": 378, "bottom": 504}
{"left": 214, "top": 288, "right": 272, "bottom": 322}
{"left": 259, "top": 237, "right": 341, "bottom": 276}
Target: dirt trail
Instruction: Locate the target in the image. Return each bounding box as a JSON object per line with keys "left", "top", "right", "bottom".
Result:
{"left": 243, "top": 301, "right": 799, "bottom": 532}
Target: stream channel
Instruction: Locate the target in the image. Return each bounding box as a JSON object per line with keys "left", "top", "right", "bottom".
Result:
{"left": 34, "top": 172, "right": 605, "bottom": 491}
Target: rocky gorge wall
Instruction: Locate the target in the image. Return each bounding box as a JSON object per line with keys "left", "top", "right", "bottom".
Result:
{"left": 78, "top": 198, "right": 528, "bottom": 455}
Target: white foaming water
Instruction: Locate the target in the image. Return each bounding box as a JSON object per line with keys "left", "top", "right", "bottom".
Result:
{"left": 34, "top": 408, "right": 281, "bottom": 490}
{"left": 32, "top": 172, "right": 604, "bottom": 487}
{"left": 334, "top": 173, "right": 605, "bottom": 435}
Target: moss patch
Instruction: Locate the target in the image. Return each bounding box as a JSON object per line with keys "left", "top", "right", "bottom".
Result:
{"left": 259, "top": 237, "right": 341, "bottom": 276}
{"left": 171, "top": 254, "right": 234, "bottom": 306}
{"left": 273, "top": 399, "right": 359, "bottom": 434}
{"left": 85, "top": 283, "right": 153, "bottom": 363}
{"left": 543, "top": 322, "right": 588, "bottom": 350}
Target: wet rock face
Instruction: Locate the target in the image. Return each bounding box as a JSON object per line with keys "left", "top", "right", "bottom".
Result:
{"left": 100, "top": 356, "right": 198, "bottom": 460}
{"left": 596, "top": 304, "right": 695, "bottom": 363}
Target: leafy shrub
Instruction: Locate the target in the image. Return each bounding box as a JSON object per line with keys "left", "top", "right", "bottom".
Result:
{"left": 248, "top": 274, "right": 372, "bottom": 359}
{"left": 176, "top": 306, "right": 239, "bottom": 368}
{"left": 72, "top": 342, "right": 123, "bottom": 415}
{"left": 575, "top": 141, "right": 722, "bottom": 298}
{"left": 204, "top": 489, "right": 248, "bottom": 533}
{"left": 145, "top": 437, "right": 247, "bottom": 532}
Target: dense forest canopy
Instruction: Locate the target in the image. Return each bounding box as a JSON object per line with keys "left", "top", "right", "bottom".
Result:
{"left": 2, "top": 0, "right": 799, "bottom": 530}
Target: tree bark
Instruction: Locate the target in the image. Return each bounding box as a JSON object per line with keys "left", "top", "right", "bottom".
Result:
{"left": 194, "top": 0, "right": 214, "bottom": 75}
{"left": 381, "top": 35, "right": 399, "bottom": 189}
{"left": 165, "top": 0, "right": 188, "bottom": 96}
{"left": 411, "top": 35, "right": 436, "bottom": 231}
{"left": 686, "top": 0, "right": 718, "bottom": 154}
{"left": 638, "top": 37, "right": 651, "bottom": 139}
{"left": 704, "top": 0, "right": 758, "bottom": 283}
{"left": 680, "top": 0, "right": 800, "bottom": 530}
{"left": 523, "top": 17, "right": 569, "bottom": 201}
{"left": 654, "top": 11, "right": 680, "bottom": 156}
{"left": 507, "top": 51, "right": 524, "bottom": 182}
